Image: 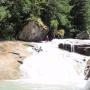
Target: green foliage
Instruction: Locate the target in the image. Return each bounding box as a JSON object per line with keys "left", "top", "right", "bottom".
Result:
{"left": 84, "top": 0, "right": 90, "bottom": 33}
{"left": 0, "top": 6, "right": 9, "bottom": 20}
{"left": 41, "top": 0, "right": 72, "bottom": 38}
{"left": 70, "top": 0, "right": 90, "bottom": 35}
{"left": 50, "top": 19, "right": 59, "bottom": 28}
{"left": 55, "top": 29, "right": 65, "bottom": 38}
{"left": 21, "top": 0, "right": 47, "bottom": 17}
{"left": 0, "top": 0, "right": 48, "bottom": 40}
{"left": 0, "top": 0, "right": 89, "bottom": 40}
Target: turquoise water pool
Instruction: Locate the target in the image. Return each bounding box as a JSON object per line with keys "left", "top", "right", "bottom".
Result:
{"left": 0, "top": 80, "right": 86, "bottom": 90}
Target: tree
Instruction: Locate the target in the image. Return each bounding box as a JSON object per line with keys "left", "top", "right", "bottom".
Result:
{"left": 84, "top": 0, "right": 90, "bottom": 33}
{"left": 70, "top": 0, "right": 90, "bottom": 36}
{"left": 41, "top": 0, "right": 72, "bottom": 38}
{"left": 0, "top": 0, "right": 48, "bottom": 39}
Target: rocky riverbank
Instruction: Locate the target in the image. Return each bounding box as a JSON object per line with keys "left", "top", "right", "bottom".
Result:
{"left": 0, "top": 39, "right": 90, "bottom": 81}
{"left": 0, "top": 41, "right": 32, "bottom": 80}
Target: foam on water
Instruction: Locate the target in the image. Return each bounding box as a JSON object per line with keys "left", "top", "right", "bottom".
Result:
{"left": 20, "top": 39, "right": 90, "bottom": 90}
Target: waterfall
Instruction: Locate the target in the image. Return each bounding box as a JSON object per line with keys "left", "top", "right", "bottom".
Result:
{"left": 71, "top": 42, "right": 75, "bottom": 52}
{"left": 19, "top": 39, "right": 90, "bottom": 90}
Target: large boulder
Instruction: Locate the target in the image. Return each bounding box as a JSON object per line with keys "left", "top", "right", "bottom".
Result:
{"left": 18, "top": 20, "right": 48, "bottom": 42}
{"left": 75, "top": 31, "right": 90, "bottom": 39}
{"left": 0, "top": 41, "right": 32, "bottom": 80}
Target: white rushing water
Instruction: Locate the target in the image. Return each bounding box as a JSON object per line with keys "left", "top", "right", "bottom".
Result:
{"left": 18, "top": 39, "right": 90, "bottom": 90}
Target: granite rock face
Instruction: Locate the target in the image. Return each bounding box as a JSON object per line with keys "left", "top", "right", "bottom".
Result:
{"left": 0, "top": 41, "right": 32, "bottom": 80}
{"left": 18, "top": 21, "right": 48, "bottom": 42}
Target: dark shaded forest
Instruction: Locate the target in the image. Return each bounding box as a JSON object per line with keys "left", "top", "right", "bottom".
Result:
{"left": 0, "top": 0, "right": 90, "bottom": 40}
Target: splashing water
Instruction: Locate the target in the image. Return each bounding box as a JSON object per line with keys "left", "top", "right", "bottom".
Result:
{"left": 19, "top": 39, "right": 90, "bottom": 90}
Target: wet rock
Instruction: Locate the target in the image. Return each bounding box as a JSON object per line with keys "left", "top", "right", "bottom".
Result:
{"left": 18, "top": 21, "right": 48, "bottom": 42}
{"left": 58, "top": 41, "right": 90, "bottom": 56}
{"left": 17, "top": 60, "right": 23, "bottom": 64}
{"left": 84, "top": 59, "right": 90, "bottom": 80}
{"left": 75, "top": 31, "right": 90, "bottom": 39}
{"left": 58, "top": 44, "right": 71, "bottom": 52}
{"left": 83, "top": 48, "right": 90, "bottom": 56}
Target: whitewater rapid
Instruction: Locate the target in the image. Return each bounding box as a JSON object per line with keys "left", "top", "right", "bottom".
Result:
{"left": 20, "top": 39, "right": 90, "bottom": 90}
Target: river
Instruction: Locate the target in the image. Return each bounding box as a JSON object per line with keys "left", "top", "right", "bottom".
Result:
{"left": 1, "top": 39, "right": 90, "bottom": 90}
